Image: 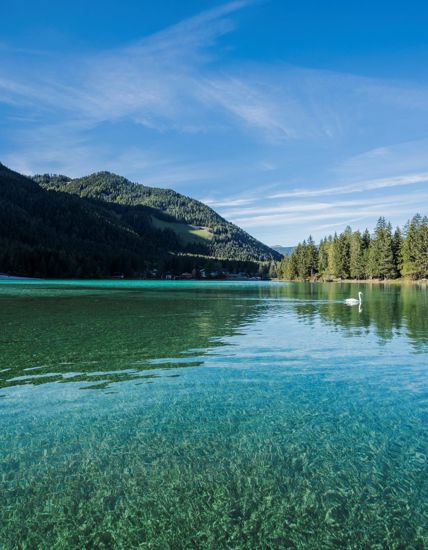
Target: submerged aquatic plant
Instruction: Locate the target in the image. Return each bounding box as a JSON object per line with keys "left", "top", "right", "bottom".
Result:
{"left": 0, "top": 281, "right": 427, "bottom": 548}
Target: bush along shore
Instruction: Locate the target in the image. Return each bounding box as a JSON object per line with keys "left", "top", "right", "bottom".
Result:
{"left": 279, "top": 215, "right": 428, "bottom": 282}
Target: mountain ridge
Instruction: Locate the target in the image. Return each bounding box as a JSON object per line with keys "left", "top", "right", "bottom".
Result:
{"left": 0, "top": 163, "right": 280, "bottom": 278}
{"left": 34, "top": 170, "right": 281, "bottom": 263}
{"left": 272, "top": 245, "right": 294, "bottom": 256}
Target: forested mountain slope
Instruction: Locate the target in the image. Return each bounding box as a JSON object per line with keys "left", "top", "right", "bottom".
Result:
{"left": 0, "top": 163, "right": 179, "bottom": 277}
{"left": 0, "top": 163, "right": 279, "bottom": 277}
{"left": 34, "top": 171, "right": 281, "bottom": 262}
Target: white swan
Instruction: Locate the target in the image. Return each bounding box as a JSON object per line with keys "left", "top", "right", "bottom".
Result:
{"left": 345, "top": 291, "right": 362, "bottom": 306}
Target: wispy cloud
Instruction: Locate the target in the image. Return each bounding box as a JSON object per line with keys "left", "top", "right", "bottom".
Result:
{"left": 204, "top": 197, "right": 256, "bottom": 207}
{"left": 0, "top": 1, "right": 254, "bottom": 177}
{"left": 268, "top": 172, "right": 428, "bottom": 199}
{"left": 214, "top": 184, "right": 428, "bottom": 245}
{"left": 1, "top": 1, "right": 428, "bottom": 244}
{"left": 226, "top": 190, "right": 428, "bottom": 221}
{"left": 0, "top": 2, "right": 252, "bottom": 130}
{"left": 198, "top": 76, "right": 298, "bottom": 141}
{"left": 3, "top": 2, "right": 428, "bottom": 162}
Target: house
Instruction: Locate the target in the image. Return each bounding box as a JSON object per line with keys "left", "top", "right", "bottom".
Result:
{"left": 178, "top": 272, "right": 193, "bottom": 279}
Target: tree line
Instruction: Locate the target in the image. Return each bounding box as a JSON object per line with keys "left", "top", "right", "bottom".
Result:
{"left": 279, "top": 215, "right": 428, "bottom": 281}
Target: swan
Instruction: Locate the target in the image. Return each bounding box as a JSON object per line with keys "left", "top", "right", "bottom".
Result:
{"left": 345, "top": 291, "right": 362, "bottom": 306}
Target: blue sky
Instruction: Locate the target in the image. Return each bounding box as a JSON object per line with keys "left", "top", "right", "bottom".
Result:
{"left": 1, "top": 0, "right": 428, "bottom": 245}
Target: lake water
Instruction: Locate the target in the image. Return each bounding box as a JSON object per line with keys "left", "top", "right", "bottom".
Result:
{"left": 0, "top": 280, "right": 427, "bottom": 549}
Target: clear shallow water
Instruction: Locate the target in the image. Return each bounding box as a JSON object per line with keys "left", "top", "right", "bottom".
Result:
{"left": 0, "top": 280, "right": 427, "bottom": 549}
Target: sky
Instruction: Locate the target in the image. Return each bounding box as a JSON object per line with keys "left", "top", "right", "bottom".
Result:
{"left": 1, "top": 0, "right": 428, "bottom": 246}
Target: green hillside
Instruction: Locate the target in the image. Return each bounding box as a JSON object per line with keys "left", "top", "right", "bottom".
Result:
{"left": 0, "top": 163, "right": 183, "bottom": 277}
{"left": 34, "top": 171, "right": 280, "bottom": 262}
{"left": 0, "top": 163, "right": 280, "bottom": 278}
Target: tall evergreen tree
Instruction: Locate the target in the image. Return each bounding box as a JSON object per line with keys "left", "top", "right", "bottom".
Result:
{"left": 282, "top": 253, "right": 298, "bottom": 279}
{"left": 401, "top": 214, "right": 422, "bottom": 279}
{"left": 415, "top": 216, "right": 428, "bottom": 278}
{"left": 361, "top": 229, "right": 371, "bottom": 278}
{"left": 368, "top": 218, "right": 397, "bottom": 279}
{"left": 335, "top": 226, "right": 352, "bottom": 278}
{"left": 350, "top": 231, "right": 365, "bottom": 279}
{"left": 327, "top": 234, "right": 340, "bottom": 277}
{"left": 295, "top": 241, "right": 310, "bottom": 278}
{"left": 318, "top": 237, "right": 329, "bottom": 275}
{"left": 362, "top": 228, "right": 371, "bottom": 250}
{"left": 392, "top": 227, "right": 403, "bottom": 276}
{"left": 306, "top": 236, "right": 318, "bottom": 277}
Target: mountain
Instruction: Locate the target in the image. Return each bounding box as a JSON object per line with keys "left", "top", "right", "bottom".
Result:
{"left": 272, "top": 245, "right": 294, "bottom": 256}
{"left": 34, "top": 171, "right": 281, "bottom": 263}
{"left": 0, "top": 163, "right": 176, "bottom": 277}
{"left": 0, "top": 163, "right": 280, "bottom": 278}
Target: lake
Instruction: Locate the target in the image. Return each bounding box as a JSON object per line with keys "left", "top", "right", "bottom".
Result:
{"left": 0, "top": 280, "right": 427, "bottom": 549}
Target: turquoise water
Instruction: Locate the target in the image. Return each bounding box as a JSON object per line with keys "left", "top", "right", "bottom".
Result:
{"left": 0, "top": 280, "right": 427, "bottom": 549}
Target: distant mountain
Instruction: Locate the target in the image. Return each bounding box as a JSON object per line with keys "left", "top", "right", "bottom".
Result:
{"left": 0, "top": 163, "right": 280, "bottom": 278}
{"left": 272, "top": 245, "right": 294, "bottom": 256}
{"left": 34, "top": 171, "right": 281, "bottom": 263}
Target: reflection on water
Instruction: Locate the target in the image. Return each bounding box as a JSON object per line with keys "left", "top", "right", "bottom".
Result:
{"left": 0, "top": 280, "right": 427, "bottom": 549}
{"left": 0, "top": 282, "right": 264, "bottom": 390}
{"left": 267, "top": 281, "right": 428, "bottom": 348}
{"left": 1, "top": 280, "right": 427, "bottom": 392}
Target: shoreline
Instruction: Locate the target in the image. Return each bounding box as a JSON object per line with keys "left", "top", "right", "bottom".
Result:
{"left": 276, "top": 277, "right": 428, "bottom": 286}
{"left": 0, "top": 274, "right": 39, "bottom": 280}
{"left": 1, "top": 273, "right": 426, "bottom": 285}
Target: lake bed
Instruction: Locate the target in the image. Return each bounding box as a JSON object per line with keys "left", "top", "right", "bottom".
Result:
{"left": 0, "top": 280, "right": 427, "bottom": 549}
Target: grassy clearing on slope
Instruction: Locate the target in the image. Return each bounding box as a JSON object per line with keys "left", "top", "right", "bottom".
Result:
{"left": 151, "top": 216, "right": 213, "bottom": 244}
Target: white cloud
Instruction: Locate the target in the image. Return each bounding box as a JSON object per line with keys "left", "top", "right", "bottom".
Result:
{"left": 269, "top": 172, "right": 428, "bottom": 199}
{"left": 3, "top": 6, "right": 428, "bottom": 158}
{"left": 1, "top": 1, "right": 428, "bottom": 245}
{"left": 204, "top": 197, "right": 256, "bottom": 207}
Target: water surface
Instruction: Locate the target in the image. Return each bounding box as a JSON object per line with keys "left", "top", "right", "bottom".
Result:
{"left": 0, "top": 281, "right": 427, "bottom": 549}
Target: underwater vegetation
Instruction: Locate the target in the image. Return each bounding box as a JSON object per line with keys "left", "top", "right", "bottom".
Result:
{"left": 0, "top": 281, "right": 427, "bottom": 549}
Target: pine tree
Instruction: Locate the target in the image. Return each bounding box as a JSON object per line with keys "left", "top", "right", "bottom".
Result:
{"left": 361, "top": 228, "right": 371, "bottom": 278}
{"left": 392, "top": 227, "right": 403, "bottom": 276}
{"left": 401, "top": 214, "right": 422, "bottom": 279}
{"left": 318, "top": 238, "right": 329, "bottom": 275}
{"left": 415, "top": 216, "right": 428, "bottom": 278}
{"left": 326, "top": 234, "right": 338, "bottom": 277}
{"left": 306, "top": 236, "right": 318, "bottom": 278}
{"left": 362, "top": 228, "right": 371, "bottom": 250}
{"left": 287, "top": 253, "right": 298, "bottom": 279}
{"left": 296, "top": 241, "right": 310, "bottom": 278}
{"left": 336, "top": 226, "right": 352, "bottom": 278}
{"left": 350, "top": 231, "right": 364, "bottom": 279}
{"left": 368, "top": 218, "right": 397, "bottom": 279}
